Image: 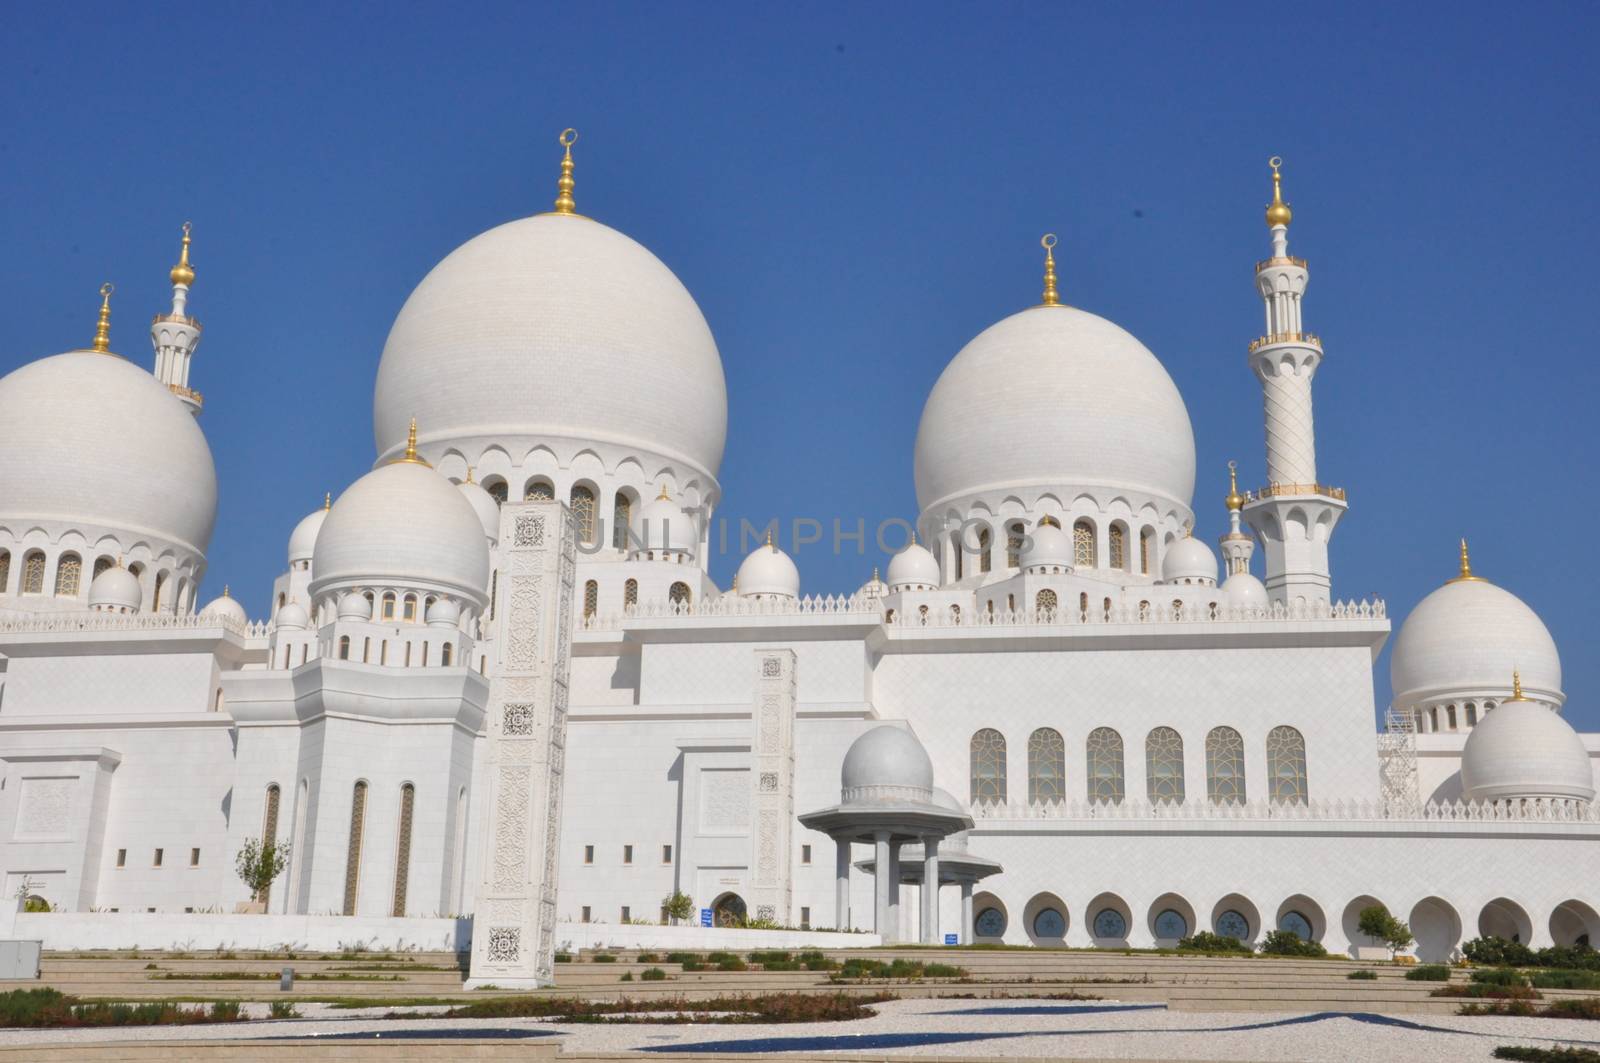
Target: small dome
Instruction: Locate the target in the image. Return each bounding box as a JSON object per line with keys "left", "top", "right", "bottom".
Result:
{"left": 88, "top": 564, "right": 142, "bottom": 613}
{"left": 1461, "top": 698, "right": 1595, "bottom": 804}
{"left": 276, "top": 600, "right": 309, "bottom": 630}
{"left": 288, "top": 499, "right": 330, "bottom": 564}
{"left": 457, "top": 478, "right": 500, "bottom": 540}
{"left": 735, "top": 536, "right": 799, "bottom": 598}
{"left": 199, "top": 589, "right": 248, "bottom": 625}
{"left": 1021, "top": 522, "right": 1073, "bottom": 570}
{"left": 857, "top": 569, "right": 888, "bottom": 600}
{"left": 311, "top": 460, "right": 491, "bottom": 609}
{"left": 886, "top": 541, "right": 940, "bottom": 590}
{"left": 1222, "top": 572, "right": 1269, "bottom": 609}
{"left": 931, "top": 787, "right": 972, "bottom": 850}
{"left": 841, "top": 725, "right": 934, "bottom": 802}
{"left": 336, "top": 591, "right": 372, "bottom": 621}
{"left": 635, "top": 487, "right": 696, "bottom": 555}
{"left": 1162, "top": 535, "right": 1217, "bottom": 585}
{"left": 1391, "top": 572, "right": 1561, "bottom": 709}
{"left": 426, "top": 597, "right": 462, "bottom": 628}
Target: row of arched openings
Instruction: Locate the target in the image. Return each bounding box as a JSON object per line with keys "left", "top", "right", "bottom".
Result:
{"left": 953, "top": 519, "right": 1160, "bottom": 579}
{"left": 970, "top": 725, "right": 1309, "bottom": 806}
{"left": 581, "top": 578, "right": 689, "bottom": 619}
{"left": 478, "top": 482, "right": 641, "bottom": 550}
{"left": 0, "top": 550, "right": 182, "bottom": 607}
{"left": 336, "top": 780, "right": 416, "bottom": 918}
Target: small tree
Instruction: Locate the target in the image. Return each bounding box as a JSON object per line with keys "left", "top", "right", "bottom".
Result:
{"left": 235, "top": 837, "right": 291, "bottom": 906}
{"left": 661, "top": 890, "right": 693, "bottom": 925}
{"left": 1357, "top": 904, "right": 1413, "bottom": 959}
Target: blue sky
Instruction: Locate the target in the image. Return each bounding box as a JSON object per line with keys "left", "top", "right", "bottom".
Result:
{"left": 4, "top": 3, "right": 1597, "bottom": 727}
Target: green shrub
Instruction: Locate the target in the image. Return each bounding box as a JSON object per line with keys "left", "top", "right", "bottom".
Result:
{"left": 1461, "top": 999, "right": 1539, "bottom": 1016}
{"left": 1405, "top": 964, "right": 1452, "bottom": 981}
{"left": 554, "top": 953, "right": 572, "bottom": 963}
{"left": 0, "top": 988, "right": 251, "bottom": 1029}
{"left": 619, "top": 972, "right": 633, "bottom": 982}
{"left": 636, "top": 953, "right": 661, "bottom": 964}
{"left": 1433, "top": 983, "right": 1540, "bottom": 999}
{"left": 1258, "top": 930, "right": 1327, "bottom": 957}
{"left": 268, "top": 1001, "right": 298, "bottom": 1019}
{"left": 1543, "top": 997, "right": 1600, "bottom": 1021}
{"left": 640, "top": 967, "right": 667, "bottom": 981}
{"left": 748, "top": 951, "right": 794, "bottom": 966}
{"left": 1533, "top": 970, "right": 1600, "bottom": 991}
{"left": 664, "top": 952, "right": 698, "bottom": 965}
{"left": 1493, "top": 1047, "right": 1600, "bottom": 1062}
{"left": 591, "top": 953, "right": 617, "bottom": 963}
{"left": 680, "top": 960, "right": 706, "bottom": 971}
{"left": 716, "top": 957, "right": 748, "bottom": 972}
{"left": 1176, "top": 931, "right": 1251, "bottom": 954}
{"left": 705, "top": 951, "right": 737, "bottom": 963}
{"left": 1465, "top": 936, "right": 1539, "bottom": 967}
{"left": 834, "top": 958, "right": 966, "bottom": 981}
{"left": 1472, "top": 968, "right": 1530, "bottom": 987}
{"left": 1347, "top": 969, "right": 1379, "bottom": 980}
{"left": 1357, "top": 904, "right": 1414, "bottom": 958}
{"left": 1536, "top": 946, "right": 1600, "bottom": 972}
{"left": 440, "top": 991, "right": 894, "bottom": 1024}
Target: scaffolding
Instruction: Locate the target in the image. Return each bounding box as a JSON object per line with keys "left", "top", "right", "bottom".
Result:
{"left": 1378, "top": 705, "right": 1420, "bottom": 814}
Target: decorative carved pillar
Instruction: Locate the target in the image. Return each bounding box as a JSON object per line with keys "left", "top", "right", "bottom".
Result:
{"left": 749, "top": 649, "right": 796, "bottom": 925}
{"left": 465, "top": 501, "right": 575, "bottom": 989}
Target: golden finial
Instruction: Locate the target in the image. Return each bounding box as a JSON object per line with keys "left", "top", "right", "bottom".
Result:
{"left": 391, "top": 417, "right": 431, "bottom": 466}
{"left": 1225, "top": 460, "right": 1245, "bottom": 511}
{"left": 170, "top": 221, "right": 196, "bottom": 287}
{"left": 872, "top": 566, "right": 881, "bottom": 582}
{"left": 1265, "top": 156, "right": 1293, "bottom": 228}
{"left": 323, "top": 491, "right": 332, "bottom": 510}
{"left": 1510, "top": 669, "right": 1527, "bottom": 701}
{"left": 222, "top": 585, "right": 230, "bottom": 598}
{"left": 464, "top": 466, "right": 475, "bottom": 484}
{"left": 90, "top": 283, "right": 115, "bottom": 353}
{"left": 1449, "top": 537, "right": 1483, "bottom": 583}
{"left": 552, "top": 128, "right": 578, "bottom": 215}
{"left": 1040, "top": 233, "right": 1062, "bottom": 307}
{"left": 765, "top": 529, "right": 775, "bottom": 549}
{"left": 657, "top": 483, "right": 671, "bottom": 501}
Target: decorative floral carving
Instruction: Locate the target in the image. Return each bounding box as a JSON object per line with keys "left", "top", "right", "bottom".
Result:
{"left": 759, "top": 771, "right": 779, "bottom": 792}
{"left": 514, "top": 515, "right": 545, "bottom": 547}
{"left": 762, "top": 656, "right": 782, "bottom": 678}
{"left": 503, "top": 703, "right": 535, "bottom": 737}
{"left": 486, "top": 926, "right": 520, "bottom": 963}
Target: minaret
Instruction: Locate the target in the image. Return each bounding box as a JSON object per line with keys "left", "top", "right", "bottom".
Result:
{"left": 1240, "top": 158, "right": 1346, "bottom": 605}
{"left": 1218, "top": 461, "right": 1254, "bottom": 576}
{"left": 151, "top": 221, "right": 204, "bottom": 415}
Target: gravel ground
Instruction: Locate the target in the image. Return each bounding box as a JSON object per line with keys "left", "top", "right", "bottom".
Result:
{"left": 3, "top": 998, "right": 1599, "bottom": 1060}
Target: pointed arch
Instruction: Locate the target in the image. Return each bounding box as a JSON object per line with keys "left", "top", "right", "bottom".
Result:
{"left": 1266, "top": 725, "right": 1308, "bottom": 803}
{"left": 1086, "top": 727, "right": 1124, "bottom": 804}
{"left": 1027, "top": 727, "right": 1065, "bottom": 805}
{"left": 970, "top": 728, "right": 1007, "bottom": 804}
{"left": 1145, "top": 726, "right": 1185, "bottom": 804}
{"left": 1206, "top": 726, "right": 1246, "bottom": 804}
{"left": 53, "top": 552, "right": 82, "bottom": 597}
{"left": 1073, "top": 519, "right": 1096, "bottom": 568}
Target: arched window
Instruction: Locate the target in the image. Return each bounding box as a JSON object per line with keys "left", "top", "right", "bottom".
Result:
{"left": 53, "top": 553, "right": 82, "bottom": 597}
{"left": 402, "top": 594, "right": 418, "bottom": 622}
{"left": 1036, "top": 588, "right": 1057, "bottom": 614}
{"left": 1086, "top": 727, "right": 1125, "bottom": 804}
{"left": 1073, "top": 519, "right": 1096, "bottom": 568}
{"left": 92, "top": 556, "right": 114, "bottom": 581}
{"left": 524, "top": 478, "right": 554, "bottom": 502}
{"left": 583, "top": 579, "right": 598, "bottom": 619}
{"left": 391, "top": 783, "right": 415, "bottom": 917}
{"left": 1145, "top": 726, "right": 1185, "bottom": 804}
{"left": 1172, "top": 598, "right": 1183, "bottom": 620}
{"left": 441, "top": 642, "right": 453, "bottom": 667}
{"left": 23, "top": 551, "right": 50, "bottom": 592}
{"left": 381, "top": 592, "right": 397, "bottom": 621}
{"left": 0, "top": 550, "right": 9, "bottom": 593}
{"left": 970, "top": 728, "right": 1007, "bottom": 804}
{"left": 1006, "top": 593, "right": 1015, "bottom": 612}
{"left": 362, "top": 637, "right": 371, "bottom": 663}
{"left": 1205, "top": 726, "right": 1247, "bottom": 805}
{"left": 343, "top": 780, "right": 368, "bottom": 916}
{"left": 1079, "top": 592, "right": 1089, "bottom": 617}
{"left": 951, "top": 530, "right": 963, "bottom": 581}
{"left": 1027, "top": 727, "right": 1065, "bottom": 805}
{"left": 668, "top": 581, "right": 691, "bottom": 607}
{"left": 1466, "top": 703, "right": 1478, "bottom": 726}
{"left": 570, "top": 485, "right": 596, "bottom": 543}
{"left": 917, "top": 604, "right": 929, "bottom": 623}
{"left": 1109, "top": 524, "right": 1127, "bottom": 571}
{"left": 338, "top": 635, "right": 350, "bottom": 660}
{"left": 152, "top": 571, "right": 167, "bottom": 611}
{"left": 1266, "top": 725, "right": 1308, "bottom": 804}
{"left": 1006, "top": 522, "right": 1024, "bottom": 569}
{"left": 612, "top": 491, "right": 632, "bottom": 550}
{"left": 420, "top": 642, "right": 429, "bottom": 667}
{"left": 259, "top": 784, "right": 282, "bottom": 907}
{"left": 485, "top": 478, "right": 509, "bottom": 504}
{"left": 884, "top": 608, "right": 896, "bottom": 624}
{"left": 977, "top": 527, "right": 992, "bottom": 573}
{"left": 1140, "top": 527, "right": 1154, "bottom": 575}
{"left": 949, "top": 604, "right": 962, "bottom": 622}
{"left": 1446, "top": 704, "right": 1457, "bottom": 730}
{"left": 624, "top": 579, "right": 638, "bottom": 607}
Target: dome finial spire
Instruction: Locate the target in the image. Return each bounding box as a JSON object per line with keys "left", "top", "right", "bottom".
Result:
{"left": 657, "top": 482, "right": 671, "bottom": 501}
{"left": 1265, "top": 156, "right": 1293, "bottom": 228}
{"left": 1450, "top": 537, "right": 1483, "bottom": 583}
{"left": 1225, "top": 460, "right": 1245, "bottom": 511}
{"left": 170, "top": 221, "right": 196, "bottom": 287}
{"left": 1511, "top": 668, "right": 1526, "bottom": 701}
{"left": 1040, "top": 233, "right": 1062, "bottom": 307}
{"left": 552, "top": 128, "right": 578, "bottom": 215}
{"left": 323, "top": 491, "right": 332, "bottom": 510}
{"left": 391, "top": 416, "right": 431, "bottom": 466}
{"left": 91, "top": 283, "right": 115, "bottom": 353}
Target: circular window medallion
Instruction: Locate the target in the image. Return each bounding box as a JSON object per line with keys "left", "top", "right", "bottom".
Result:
{"left": 1032, "top": 907, "right": 1066, "bottom": 939}
{"left": 975, "top": 906, "right": 1006, "bottom": 938}
{"left": 1154, "top": 908, "right": 1189, "bottom": 939}
{"left": 1216, "top": 909, "right": 1250, "bottom": 940}
{"left": 1279, "top": 910, "right": 1313, "bottom": 941}
{"left": 1093, "top": 907, "right": 1128, "bottom": 940}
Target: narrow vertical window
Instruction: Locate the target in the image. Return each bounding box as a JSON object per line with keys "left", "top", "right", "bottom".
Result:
{"left": 1206, "top": 726, "right": 1247, "bottom": 805}
{"left": 152, "top": 572, "right": 166, "bottom": 611}
{"left": 382, "top": 592, "right": 397, "bottom": 620}
{"left": 668, "top": 582, "right": 690, "bottom": 607}
{"left": 952, "top": 531, "right": 963, "bottom": 581}
{"left": 584, "top": 580, "right": 598, "bottom": 619}
{"left": 1109, "top": 524, "right": 1127, "bottom": 570}
{"left": 402, "top": 594, "right": 418, "bottom": 622}
{"left": 1140, "top": 527, "right": 1154, "bottom": 575}
{"left": 53, "top": 553, "right": 82, "bottom": 597}
{"left": 338, "top": 635, "right": 350, "bottom": 660}
{"left": 612, "top": 492, "right": 632, "bottom": 550}
{"left": 0, "top": 550, "right": 10, "bottom": 593}
{"left": 260, "top": 784, "right": 282, "bottom": 907}
{"left": 1006, "top": 522, "right": 1024, "bottom": 569}
{"left": 1035, "top": 588, "right": 1057, "bottom": 614}
{"left": 391, "top": 783, "right": 415, "bottom": 917}
{"left": 1027, "top": 727, "right": 1065, "bottom": 805}
{"left": 970, "top": 728, "right": 1007, "bottom": 804}
{"left": 569, "top": 485, "right": 596, "bottom": 543}
{"left": 485, "top": 479, "right": 508, "bottom": 504}
{"left": 978, "top": 527, "right": 992, "bottom": 573}
{"left": 1145, "top": 727, "right": 1185, "bottom": 804}
{"left": 1265, "top": 725, "right": 1308, "bottom": 804}
{"left": 343, "top": 781, "right": 368, "bottom": 916}
{"left": 441, "top": 642, "right": 453, "bottom": 666}
{"left": 1073, "top": 519, "right": 1097, "bottom": 568}
{"left": 92, "top": 556, "right": 113, "bottom": 581}
{"left": 524, "top": 479, "right": 553, "bottom": 501}
{"left": 1086, "top": 727, "right": 1125, "bottom": 804}
{"left": 624, "top": 579, "right": 638, "bottom": 607}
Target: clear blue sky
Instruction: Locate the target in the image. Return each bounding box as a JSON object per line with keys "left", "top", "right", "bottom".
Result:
{"left": 4, "top": 4, "right": 1597, "bottom": 727}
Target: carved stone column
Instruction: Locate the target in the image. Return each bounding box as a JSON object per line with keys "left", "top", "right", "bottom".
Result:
{"left": 748, "top": 648, "right": 796, "bottom": 925}
{"left": 465, "top": 501, "right": 575, "bottom": 989}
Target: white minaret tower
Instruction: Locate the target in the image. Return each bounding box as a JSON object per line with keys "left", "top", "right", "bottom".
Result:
{"left": 151, "top": 221, "right": 203, "bottom": 415}
{"left": 1218, "top": 461, "right": 1254, "bottom": 576}
{"left": 1240, "top": 158, "right": 1346, "bottom": 605}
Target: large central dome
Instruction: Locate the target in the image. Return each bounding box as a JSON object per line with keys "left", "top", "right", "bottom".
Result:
{"left": 914, "top": 305, "right": 1195, "bottom": 513}
{"left": 373, "top": 213, "right": 728, "bottom": 479}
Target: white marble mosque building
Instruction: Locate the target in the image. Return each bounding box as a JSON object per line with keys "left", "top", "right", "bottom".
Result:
{"left": 2, "top": 141, "right": 1597, "bottom": 969}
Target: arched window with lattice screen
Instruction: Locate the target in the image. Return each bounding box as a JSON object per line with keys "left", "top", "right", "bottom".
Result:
{"left": 1073, "top": 520, "right": 1097, "bottom": 568}
{"left": 391, "top": 783, "right": 415, "bottom": 916}
{"left": 1145, "top": 727, "right": 1185, "bottom": 804}
{"left": 1086, "top": 727, "right": 1124, "bottom": 804}
{"left": 569, "top": 485, "right": 596, "bottom": 543}
{"left": 970, "top": 728, "right": 1007, "bottom": 805}
{"left": 342, "top": 781, "right": 369, "bottom": 916}
{"left": 1206, "top": 726, "right": 1247, "bottom": 805}
{"left": 1028, "top": 727, "right": 1065, "bottom": 805}
{"left": 1266, "top": 725, "right": 1308, "bottom": 804}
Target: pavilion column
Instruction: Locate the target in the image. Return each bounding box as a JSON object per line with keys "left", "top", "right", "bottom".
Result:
{"left": 921, "top": 837, "right": 941, "bottom": 944}
{"left": 885, "top": 838, "right": 901, "bottom": 942}
{"left": 961, "top": 880, "right": 975, "bottom": 944}
{"left": 833, "top": 835, "right": 851, "bottom": 931}
{"left": 873, "top": 830, "right": 892, "bottom": 938}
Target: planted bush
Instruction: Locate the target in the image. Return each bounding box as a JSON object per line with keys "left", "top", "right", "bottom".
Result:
{"left": 439, "top": 991, "right": 894, "bottom": 1024}
{"left": 1258, "top": 930, "right": 1327, "bottom": 957}
{"left": 268, "top": 1001, "right": 298, "bottom": 1019}
{"left": 1544, "top": 997, "right": 1600, "bottom": 1021}
{"left": 591, "top": 953, "right": 617, "bottom": 963}
{"left": 1464, "top": 936, "right": 1539, "bottom": 967}
{"left": 1177, "top": 932, "right": 1251, "bottom": 954}
{"left": 1433, "top": 983, "right": 1540, "bottom": 999}
{"left": 640, "top": 967, "right": 668, "bottom": 981}
{"left": 664, "top": 952, "right": 698, "bottom": 965}
{"left": 1471, "top": 968, "right": 1530, "bottom": 987}
{"left": 1405, "top": 964, "right": 1453, "bottom": 981}
{"left": 1532, "top": 970, "right": 1600, "bottom": 990}
{"left": 1492, "top": 1047, "right": 1600, "bottom": 1062}
{"left": 636, "top": 953, "right": 661, "bottom": 964}
{"left": 1347, "top": 969, "right": 1379, "bottom": 980}
{"left": 0, "top": 988, "right": 248, "bottom": 1029}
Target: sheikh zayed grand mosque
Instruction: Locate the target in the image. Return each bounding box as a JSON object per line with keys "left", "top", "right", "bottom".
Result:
{"left": 1, "top": 134, "right": 1597, "bottom": 980}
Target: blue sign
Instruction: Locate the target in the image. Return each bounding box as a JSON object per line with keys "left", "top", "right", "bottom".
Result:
{"left": 699, "top": 908, "right": 713, "bottom": 927}
{"left": 944, "top": 933, "right": 958, "bottom": 945}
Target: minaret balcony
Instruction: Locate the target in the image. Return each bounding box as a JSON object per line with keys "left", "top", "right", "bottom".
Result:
{"left": 152, "top": 312, "right": 200, "bottom": 328}
{"left": 1255, "top": 254, "right": 1307, "bottom": 271}
{"left": 1245, "top": 482, "right": 1346, "bottom": 503}
{"left": 168, "top": 383, "right": 204, "bottom": 409}
{"left": 1248, "top": 332, "right": 1321, "bottom": 353}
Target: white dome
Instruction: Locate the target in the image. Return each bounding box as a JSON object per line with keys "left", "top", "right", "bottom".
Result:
{"left": 913, "top": 305, "right": 1195, "bottom": 513}
{"left": 1460, "top": 699, "right": 1595, "bottom": 803}
{"left": 87, "top": 564, "right": 142, "bottom": 613}
{"left": 311, "top": 460, "right": 491, "bottom": 609}
{"left": 886, "top": 541, "right": 940, "bottom": 590}
{"left": 1222, "top": 572, "right": 1269, "bottom": 609}
{"left": 636, "top": 488, "right": 696, "bottom": 555}
{"left": 0, "top": 351, "right": 217, "bottom": 556}
{"left": 1021, "top": 522, "right": 1073, "bottom": 570}
{"left": 735, "top": 538, "right": 799, "bottom": 598}
{"left": 287, "top": 502, "right": 329, "bottom": 564}
{"left": 1162, "top": 535, "right": 1218, "bottom": 585}
{"left": 426, "top": 597, "right": 462, "bottom": 628}
{"left": 857, "top": 570, "right": 888, "bottom": 600}
{"left": 457, "top": 479, "right": 500, "bottom": 540}
{"left": 1391, "top": 576, "right": 1562, "bottom": 708}
{"left": 199, "top": 590, "right": 247, "bottom": 625}
{"left": 372, "top": 214, "right": 728, "bottom": 479}
{"left": 841, "top": 725, "right": 935, "bottom": 802}
{"left": 931, "top": 787, "right": 971, "bottom": 850}
{"left": 336, "top": 591, "right": 372, "bottom": 621}
{"left": 276, "top": 600, "right": 309, "bottom": 630}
